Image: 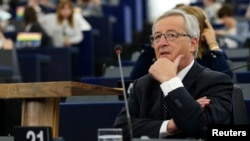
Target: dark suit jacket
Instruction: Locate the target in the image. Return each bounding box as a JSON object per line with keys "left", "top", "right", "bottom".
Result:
{"left": 114, "top": 61, "right": 233, "bottom": 140}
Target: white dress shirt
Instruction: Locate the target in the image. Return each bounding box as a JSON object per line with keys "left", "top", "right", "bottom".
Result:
{"left": 39, "top": 13, "right": 89, "bottom": 47}
{"left": 159, "top": 60, "right": 194, "bottom": 138}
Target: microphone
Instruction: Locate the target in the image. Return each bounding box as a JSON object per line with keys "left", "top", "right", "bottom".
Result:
{"left": 223, "top": 63, "right": 250, "bottom": 73}
{"left": 114, "top": 44, "right": 133, "bottom": 141}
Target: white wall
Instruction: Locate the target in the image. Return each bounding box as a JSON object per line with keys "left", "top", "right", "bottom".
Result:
{"left": 147, "top": 0, "right": 196, "bottom": 23}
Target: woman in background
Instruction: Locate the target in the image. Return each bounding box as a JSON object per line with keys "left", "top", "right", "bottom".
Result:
{"left": 215, "top": 4, "right": 249, "bottom": 48}
{"left": 23, "top": 6, "right": 52, "bottom": 47}
{"left": 179, "top": 6, "right": 232, "bottom": 78}
{"left": 40, "top": 0, "right": 90, "bottom": 47}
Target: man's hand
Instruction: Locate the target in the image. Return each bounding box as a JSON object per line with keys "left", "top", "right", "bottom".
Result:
{"left": 196, "top": 96, "right": 210, "bottom": 108}
{"left": 149, "top": 55, "right": 183, "bottom": 83}
{"left": 167, "top": 119, "right": 181, "bottom": 135}
{"left": 202, "top": 20, "right": 221, "bottom": 50}
{"left": 64, "top": 39, "right": 71, "bottom": 47}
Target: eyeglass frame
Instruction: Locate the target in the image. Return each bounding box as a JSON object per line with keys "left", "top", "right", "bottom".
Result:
{"left": 149, "top": 31, "right": 192, "bottom": 44}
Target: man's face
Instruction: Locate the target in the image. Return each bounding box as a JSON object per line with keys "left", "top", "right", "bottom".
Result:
{"left": 152, "top": 15, "right": 197, "bottom": 65}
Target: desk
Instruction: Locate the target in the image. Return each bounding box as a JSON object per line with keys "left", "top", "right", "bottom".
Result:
{"left": 0, "top": 81, "right": 122, "bottom": 137}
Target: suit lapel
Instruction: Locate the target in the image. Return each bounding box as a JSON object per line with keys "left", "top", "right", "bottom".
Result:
{"left": 182, "top": 61, "right": 205, "bottom": 92}
{"left": 149, "top": 81, "right": 164, "bottom": 119}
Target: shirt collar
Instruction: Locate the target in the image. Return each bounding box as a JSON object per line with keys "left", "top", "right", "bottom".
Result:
{"left": 177, "top": 60, "right": 194, "bottom": 81}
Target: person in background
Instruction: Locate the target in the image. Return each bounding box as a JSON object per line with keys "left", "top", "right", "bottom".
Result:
{"left": 179, "top": 6, "right": 233, "bottom": 78}
{"left": 0, "top": 9, "right": 13, "bottom": 32}
{"left": 0, "top": 22, "right": 13, "bottom": 50}
{"left": 114, "top": 8, "right": 233, "bottom": 140}
{"left": 76, "top": 0, "right": 103, "bottom": 17}
{"left": 245, "top": 3, "right": 250, "bottom": 18}
{"left": 202, "top": 0, "right": 222, "bottom": 24}
{"left": 0, "top": 0, "right": 19, "bottom": 14}
{"left": 215, "top": 3, "right": 249, "bottom": 49}
{"left": 130, "top": 5, "right": 233, "bottom": 80}
{"left": 23, "top": 6, "right": 52, "bottom": 47}
{"left": 27, "top": 0, "right": 54, "bottom": 18}
{"left": 39, "top": 0, "right": 90, "bottom": 47}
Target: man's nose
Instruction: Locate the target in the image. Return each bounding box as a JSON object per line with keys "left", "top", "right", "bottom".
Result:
{"left": 158, "top": 34, "right": 168, "bottom": 44}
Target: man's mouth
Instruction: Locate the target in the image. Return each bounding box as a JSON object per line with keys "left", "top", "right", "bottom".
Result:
{"left": 160, "top": 51, "right": 169, "bottom": 56}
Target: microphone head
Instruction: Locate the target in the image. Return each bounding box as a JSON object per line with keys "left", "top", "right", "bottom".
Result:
{"left": 114, "top": 44, "right": 122, "bottom": 54}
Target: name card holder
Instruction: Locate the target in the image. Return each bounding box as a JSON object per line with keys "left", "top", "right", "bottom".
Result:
{"left": 14, "top": 126, "right": 52, "bottom": 141}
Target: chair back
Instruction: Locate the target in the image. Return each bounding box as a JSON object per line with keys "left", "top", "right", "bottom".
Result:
{"left": 0, "top": 47, "right": 22, "bottom": 82}
{"left": 231, "top": 85, "right": 249, "bottom": 124}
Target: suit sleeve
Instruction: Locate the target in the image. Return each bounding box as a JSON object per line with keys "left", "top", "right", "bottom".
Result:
{"left": 165, "top": 71, "right": 233, "bottom": 137}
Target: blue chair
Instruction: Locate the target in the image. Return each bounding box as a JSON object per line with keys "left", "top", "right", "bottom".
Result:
{"left": 17, "top": 47, "right": 79, "bottom": 81}
{"left": 235, "top": 72, "right": 250, "bottom": 83}
{"left": 120, "top": 0, "right": 143, "bottom": 32}
{"left": 244, "top": 99, "right": 250, "bottom": 124}
{"left": 231, "top": 85, "right": 249, "bottom": 124}
{"left": 59, "top": 102, "right": 124, "bottom": 141}
{"left": 85, "top": 17, "right": 113, "bottom": 60}
{"left": 74, "top": 30, "right": 95, "bottom": 77}
{"left": 102, "top": 4, "right": 132, "bottom": 44}
{"left": 141, "top": 0, "right": 148, "bottom": 23}
{"left": 18, "top": 54, "right": 50, "bottom": 82}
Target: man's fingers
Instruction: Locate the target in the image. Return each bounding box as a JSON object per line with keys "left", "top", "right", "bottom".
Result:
{"left": 197, "top": 96, "right": 210, "bottom": 108}
{"left": 174, "top": 55, "right": 184, "bottom": 67}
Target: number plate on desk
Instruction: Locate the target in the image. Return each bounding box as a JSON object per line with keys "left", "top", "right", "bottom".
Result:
{"left": 14, "top": 126, "right": 52, "bottom": 141}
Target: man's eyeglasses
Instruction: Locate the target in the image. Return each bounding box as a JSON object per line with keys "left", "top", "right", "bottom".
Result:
{"left": 150, "top": 31, "right": 192, "bottom": 44}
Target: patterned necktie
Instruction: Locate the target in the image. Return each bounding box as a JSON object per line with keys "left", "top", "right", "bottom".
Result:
{"left": 162, "top": 98, "right": 169, "bottom": 119}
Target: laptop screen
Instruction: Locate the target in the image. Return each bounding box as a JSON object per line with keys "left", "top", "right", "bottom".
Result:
{"left": 15, "top": 32, "right": 42, "bottom": 48}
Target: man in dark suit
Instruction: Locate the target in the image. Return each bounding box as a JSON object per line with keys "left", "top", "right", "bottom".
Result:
{"left": 113, "top": 9, "right": 233, "bottom": 140}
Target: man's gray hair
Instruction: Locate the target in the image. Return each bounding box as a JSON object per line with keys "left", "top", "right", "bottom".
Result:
{"left": 152, "top": 9, "right": 200, "bottom": 39}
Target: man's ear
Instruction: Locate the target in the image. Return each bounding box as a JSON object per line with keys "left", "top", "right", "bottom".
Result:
{"left": 190, "top": 37, "right": 199, "bottom": 52}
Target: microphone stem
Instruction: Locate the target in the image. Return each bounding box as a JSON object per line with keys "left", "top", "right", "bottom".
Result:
{"left": 117, "top": 53, "right": 133, "bottom": 141}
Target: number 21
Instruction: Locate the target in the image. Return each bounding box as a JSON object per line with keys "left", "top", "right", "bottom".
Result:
{"left": 26, "top": 130, "right": 44, "bottom": 141}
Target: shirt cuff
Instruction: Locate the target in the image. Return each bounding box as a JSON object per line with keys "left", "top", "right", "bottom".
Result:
{"left": 160, "top": 77, "right": 183, "bottom": 96}
{"left": 159, "top": 120, "right": 172, "bottom": 138}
